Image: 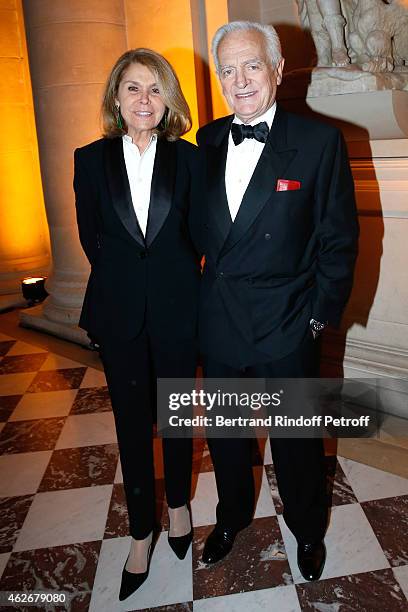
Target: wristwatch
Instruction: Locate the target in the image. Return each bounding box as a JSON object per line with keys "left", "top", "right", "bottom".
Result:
{"left": 310, "top": 318, "right": 327, "bottom": 338}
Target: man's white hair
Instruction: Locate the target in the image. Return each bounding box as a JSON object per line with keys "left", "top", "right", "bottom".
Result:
{"left": 211, "top": 21, "right": 283, "bottom": 72}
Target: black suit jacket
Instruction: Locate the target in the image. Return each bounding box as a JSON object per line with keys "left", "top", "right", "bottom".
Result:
{"left": 74, "top": 136, "right": 201, "bottom": 344}
{"left": 195, "top": 105, "right": 359, "bottom": 369}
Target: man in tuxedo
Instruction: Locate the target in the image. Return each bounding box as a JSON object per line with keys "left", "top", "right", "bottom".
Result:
{"left": 196, "top": 21, "right": 358, "bottom": 580}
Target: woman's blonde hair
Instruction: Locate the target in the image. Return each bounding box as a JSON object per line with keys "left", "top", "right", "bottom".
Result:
{"left": 102, "top": 48, "right": 191, "bottom": 141}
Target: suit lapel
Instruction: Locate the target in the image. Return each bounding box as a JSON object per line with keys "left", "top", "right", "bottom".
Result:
{"left": 207, "top": 117, "right": 233, "bottom": 254}
{"left": 220, "top": 105, "right": 298, "bottom": 257}
{"left": 104, "top": 137, "right": 145, "bottom": 247}
{"left": 145, "top": 138, "right": 175, "bottom": 248}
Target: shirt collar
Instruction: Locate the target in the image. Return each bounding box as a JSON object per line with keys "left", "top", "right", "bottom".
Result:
{"left": 123, "top": 133, "right": 157, "bottom": 147}
{"left": 232, "top": 102, "right": 276, "bottom": 129}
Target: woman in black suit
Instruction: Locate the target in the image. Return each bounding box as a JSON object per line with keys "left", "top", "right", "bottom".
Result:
{"left": 73, "top": 49, "right": 200, "bottom": 600}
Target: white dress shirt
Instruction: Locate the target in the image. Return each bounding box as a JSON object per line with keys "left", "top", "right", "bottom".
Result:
{"left": 122, "top": 133, "right": 157, "bottom": 236}
{"left": 225, "top": 103, "right": 277, "bottom": 222}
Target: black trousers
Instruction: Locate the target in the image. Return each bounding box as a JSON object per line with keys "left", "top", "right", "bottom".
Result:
{"left": 203, "top": 331, "right": 328, "bottom": 543}
{"left": 100, "top": 327, "right": 196, "bottom": 539}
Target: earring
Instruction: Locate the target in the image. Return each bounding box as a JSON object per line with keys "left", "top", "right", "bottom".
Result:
{"left": 115, "top": 105, "right": 123, "bottom": 130}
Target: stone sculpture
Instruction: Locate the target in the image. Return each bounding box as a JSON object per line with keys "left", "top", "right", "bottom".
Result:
{"left": 284, "top": 0, "right": 408, "bottom": 139}
{"left": 348, "top": 0, "right": 408, "bottom": 73}
{"left": 296, "top": 0, "right": 350, "bottom": 66}
{"left": 296, "top": 0, "right": 408, "bottom": 73}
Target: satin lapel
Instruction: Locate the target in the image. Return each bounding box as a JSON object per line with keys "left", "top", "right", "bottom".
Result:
{"left": 220, "top": 106, "right": 297, "bottom": 257}
{"left": 207, "top": 117, "right": 233, "bottom": 255}
{"left": 145, "top": 138, "right": 175, "bottom": 247}
{"left": 104, "top": 137, "right": 145, "bottom": 247}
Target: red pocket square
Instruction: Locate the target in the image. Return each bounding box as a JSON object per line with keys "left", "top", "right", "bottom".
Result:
{"left": 276, "top": 179, "right": 301, "bottom": 192}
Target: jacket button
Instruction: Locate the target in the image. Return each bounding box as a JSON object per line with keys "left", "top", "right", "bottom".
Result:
{"left": 130, "top": 380, "right": 137, "bottom": 387}
{"left": 264, "top": 233, "right": 271, "bottom": 240}
{"left": 139, "top": 251, "right": 147, "bottom": 259}
{"left": 217, "top": 271, "right": 224, "bottom": 279}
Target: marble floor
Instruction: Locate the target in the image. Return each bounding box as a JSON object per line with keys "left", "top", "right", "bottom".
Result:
{"left": 0, "top": 327, "right": 407, "bottom": 611}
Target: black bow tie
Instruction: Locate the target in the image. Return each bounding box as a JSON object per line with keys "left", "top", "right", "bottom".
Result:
{"left": 231, "top": 121, "right": 269, "bottom": 146}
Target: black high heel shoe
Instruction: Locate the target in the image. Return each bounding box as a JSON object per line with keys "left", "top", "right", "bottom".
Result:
{"left": 119, "top": 532, "right": 158, "bottom": 601}
{"left": 168, "top": 506, "right": 193, "bottom": 560}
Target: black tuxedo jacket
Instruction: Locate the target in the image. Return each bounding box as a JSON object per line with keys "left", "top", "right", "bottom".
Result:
{"left": 74, "top": 136, "right": 201, "bottom": 344}
{"left": 195, "top": 105, "right": 359, "bottom": 369}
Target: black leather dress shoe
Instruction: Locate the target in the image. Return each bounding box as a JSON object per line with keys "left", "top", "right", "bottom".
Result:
{"left": 297, "top": 540, "right": 326, "bottom": 581}
{"left": 202, "top": 526, "right": 237, "bottom": 565}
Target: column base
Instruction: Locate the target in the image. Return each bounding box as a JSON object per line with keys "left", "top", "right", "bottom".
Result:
{"left": 19, "top": 303, "right": 90, "bottom": 347}
{"left": 0, "top": 293, "right": 26, "bottom": 313}
{"left": 338, "top": 438, "right": 408, "bottom": 479}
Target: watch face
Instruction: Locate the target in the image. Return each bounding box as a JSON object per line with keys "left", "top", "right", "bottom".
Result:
{"left": 311, "top": 320, "right": 325, "bottom": 333}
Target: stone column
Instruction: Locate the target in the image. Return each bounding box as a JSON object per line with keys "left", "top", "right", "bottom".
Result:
{"left": 204, "top": 0, "right": 230, "bottom": 121}
{"left": 0, "top": 0, "right": 50, "bottom": 311}
{"left": 20, "top": 0, "right": 127, "bottom": 344}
